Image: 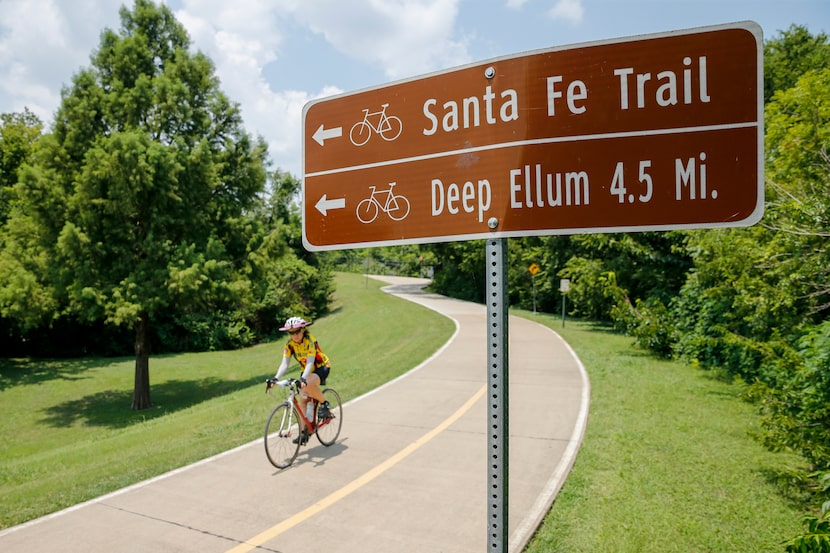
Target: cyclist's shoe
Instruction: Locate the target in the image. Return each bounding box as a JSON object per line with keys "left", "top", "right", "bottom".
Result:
{"left": 292, "top": 429, "right": 309, "bottom": 445}
{"left": 318, "top": 401, "right": 332, "bottom": 420}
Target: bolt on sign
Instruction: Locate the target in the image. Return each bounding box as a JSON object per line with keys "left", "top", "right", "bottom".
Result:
{"left": 301, "top": 21, "right": 763, "bottom": 251}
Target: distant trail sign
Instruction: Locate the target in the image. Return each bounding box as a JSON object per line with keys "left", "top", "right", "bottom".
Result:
{"left": 302, "top": 21, "right": 763, "bottom": 251}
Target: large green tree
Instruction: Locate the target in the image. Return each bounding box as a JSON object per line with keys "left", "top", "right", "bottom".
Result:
{"left": 5, "top": 0, "right": 266, "bottom": 409}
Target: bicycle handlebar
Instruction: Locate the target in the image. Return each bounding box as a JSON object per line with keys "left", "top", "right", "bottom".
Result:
{"left": 265, "top": 377, "right": 301, "bottom": 395}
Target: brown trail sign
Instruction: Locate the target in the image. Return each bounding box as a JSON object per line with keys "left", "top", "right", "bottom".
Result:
{"left": 301, "top": 21, "right": 763, "bottom": 251}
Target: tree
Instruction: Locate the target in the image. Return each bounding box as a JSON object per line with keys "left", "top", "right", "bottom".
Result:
{"left": 764, "top": 24, "right": 830, "bottom": 103}
{"left": 0, "top": 109, "right": 42, "bottom": 225}
{"left": 241, "top": 170, "right": 334, "bottom": 340}
{"left": 765, "top": 68, "right": 830, "bottom": 316}
{"left": 6, "top": 0, "right": 267, "bottom": 409}
{"left": 0, "top": 111, "right": 56, "bottom": 334}
{"left": 426, "top": 241, "right": 487, "bottom": 303}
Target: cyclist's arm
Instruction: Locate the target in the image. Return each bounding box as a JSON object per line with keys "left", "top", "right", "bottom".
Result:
{"left": 301, "top": 355, "right": 314, "bottom": 382}
{"left": 274, "top": 355, "right": 289, "bottom": 379}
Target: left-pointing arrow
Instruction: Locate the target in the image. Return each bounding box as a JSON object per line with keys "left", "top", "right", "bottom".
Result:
{"left": 312, "top": 124, "right": 343, "bottom": 146}
{"left": 315, "top": 194, "right": 346, "bottom": 216}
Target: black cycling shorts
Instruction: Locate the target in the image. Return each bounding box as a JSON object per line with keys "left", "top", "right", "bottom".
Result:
{"left": 316, "top": 365, "right": 331, "bottom": 385}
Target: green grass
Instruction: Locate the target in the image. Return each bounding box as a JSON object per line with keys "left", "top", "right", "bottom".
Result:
{"left": 519, "top": 313, "right": 803, "bottom": 553}
{"left": 0, "top": 276, "right": 807, "bottom": 551}
{"left": 0, "top": 272, "right": 455, "bottom": 529}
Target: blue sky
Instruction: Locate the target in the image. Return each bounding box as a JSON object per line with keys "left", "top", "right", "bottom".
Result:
{"left": 1, "top": 0, "right": 828, "bottom": 178}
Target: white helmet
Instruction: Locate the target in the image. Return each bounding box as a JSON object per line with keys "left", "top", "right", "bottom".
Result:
{"left": 279, "top": 316, "right": 311, "bottom": 331}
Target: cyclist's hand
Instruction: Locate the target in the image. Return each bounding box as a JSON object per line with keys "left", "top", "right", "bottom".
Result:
{"left": 300, "top": 377, "right": 307, "bottom": 388}
{"left": 265, "top": 378, "right": 277, "bottom": 394}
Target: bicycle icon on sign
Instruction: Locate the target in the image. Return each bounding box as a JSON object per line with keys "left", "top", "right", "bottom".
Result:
{"left": 356, "top": 182, "right": 411, "bottom": 223}
{"left": 350, "top": 103, "right": 403, "bottom": 146}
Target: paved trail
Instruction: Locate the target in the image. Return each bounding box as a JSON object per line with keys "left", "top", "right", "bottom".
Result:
{"left": 0, "top": 276, "right": 589, "bottom": 552}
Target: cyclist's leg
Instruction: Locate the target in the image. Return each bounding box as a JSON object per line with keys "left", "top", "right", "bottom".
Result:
{"left": 293, "top": 396, "right": 308, "bottom": 430}
{"left": 304, "top": 373, "right": 326, "bottom": 403}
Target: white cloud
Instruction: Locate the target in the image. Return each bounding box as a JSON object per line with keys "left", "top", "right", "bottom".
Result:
{"left": 173, "top": 0, "right": 316, "bottom": 174}
{"left": 286, "top": 0, "right": 470, "bottom": 80}
{"left": 0, "top": 0, "right": 120, "bottom": 121}
{"left": 548, "top": 0, "right": 584, "bottom": 24}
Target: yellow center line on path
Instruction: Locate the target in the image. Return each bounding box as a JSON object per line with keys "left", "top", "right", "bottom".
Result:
{"left": 225, "top": 384, "right": 486, "bottom": 553}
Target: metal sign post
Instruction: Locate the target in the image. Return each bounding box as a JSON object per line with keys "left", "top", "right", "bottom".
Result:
{"left": 486, "top": 237, "right": 509, "bottom": 552}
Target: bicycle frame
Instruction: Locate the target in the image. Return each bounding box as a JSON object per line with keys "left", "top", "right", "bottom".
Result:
{"left": 360, "top": 104, "right": 392, "bottom": 133}
{"left": 350, "top": 104, "right": 402, "bottom": 147}
{"left": 369, "top": 185, "right": 398, "bottom": 211}
{"left": 269, "top": 378, "right": 319, "bottom": 432}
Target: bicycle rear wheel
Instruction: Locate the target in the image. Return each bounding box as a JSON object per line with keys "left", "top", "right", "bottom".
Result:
{"left": 264, "top": 402, "right": 301, "bottom": 468}
{"left": 350, "top": 120, "right": 372, "bottom": 146}
{"left": 356, "top": 198, "right": 379, "bottom": 223}
{"left": 316, "top": 388, "right": 343, "bottom": 446}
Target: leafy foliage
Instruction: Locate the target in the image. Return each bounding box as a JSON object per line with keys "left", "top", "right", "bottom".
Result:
{"left": 0, "top": 1, "right": 331, "bottom": 409}
{"left": 559, "top": 257, "right": 625, "bottom": 320}
{"left": 0, "top": 109, "right": 42, "bottom": 225}
{"left": 764, "top": 25, "right": 830, "bottom": 103}
{"left": 749, "top": 322, "right": 830, "bottom": 469}
{"left": 425, "top": 240, "right": 487, "bottom": 302}
{"left": 783, "top": 472, "right": 830, "bottom": 552}
{"left": 784, "top": 515, "right": 830, "bottom": 553}
{"left": 610, "top": 297, "right": 673, "bottom": 357}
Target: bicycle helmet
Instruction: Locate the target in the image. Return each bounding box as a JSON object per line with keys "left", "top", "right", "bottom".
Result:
{"left": 279, "top": 316, "right": 312, "bottom": 331}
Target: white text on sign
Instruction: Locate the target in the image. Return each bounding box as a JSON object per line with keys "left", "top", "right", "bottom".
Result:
{"left": 429, "top": 152, "right": 717, "bottom": 221}
{"left": 423, "top": 55, "right": 711, "bottom": 133}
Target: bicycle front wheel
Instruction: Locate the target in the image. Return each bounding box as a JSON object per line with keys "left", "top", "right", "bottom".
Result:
{"left": 379, "top": 116, "right": 403, "bottom": 141}
{"left": 264, "top": 402, "right": 301, "bottom": 468}
{"left": 316, "top": 388, "right": 343, "bottom": 446}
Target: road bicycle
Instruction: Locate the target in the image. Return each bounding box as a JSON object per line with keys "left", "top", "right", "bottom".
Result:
{"left": 263, "top": 377, "right": 343, "bottom": 468}
{"left": 356, "top": 182, "right": 411, "bottom": 223}
{"left": 349, "top": 103, "right": 403, "bottom": 146}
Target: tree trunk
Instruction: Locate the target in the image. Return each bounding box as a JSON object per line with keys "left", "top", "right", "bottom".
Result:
{"left": 131, "top": 312, "right": 152, "bottom": 410}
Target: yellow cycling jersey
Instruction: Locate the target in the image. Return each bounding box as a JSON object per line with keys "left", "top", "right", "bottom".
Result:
{"left": 283, "top": 333, "right": 330, "bottom": 371}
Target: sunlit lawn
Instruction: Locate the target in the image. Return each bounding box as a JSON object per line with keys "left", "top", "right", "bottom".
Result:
{"left": 520, "top": 312, "right": 803, "bottom": 553}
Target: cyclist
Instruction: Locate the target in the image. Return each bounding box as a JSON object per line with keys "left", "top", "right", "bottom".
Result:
{"left": 272, "top": 316, "right": 332, "bottom": 444}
